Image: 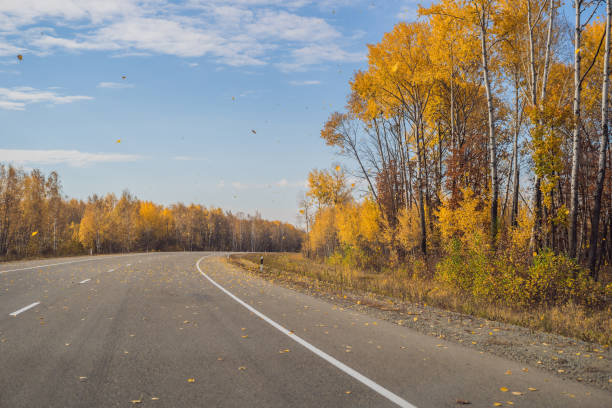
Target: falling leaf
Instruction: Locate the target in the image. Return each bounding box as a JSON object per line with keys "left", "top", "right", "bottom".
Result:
{"left": 31, "top": 231, "right": 38, "bottom": 236}
{"left": 335, "top": 165, "right": 341, "bottom": 171}
{"left": 575, "top": 48, "right": 581, "bottom": 54}
{"left": 251, "top": 129, "right": 257, "bottom": 134}
{"left": 116, "top": 139, "right": 121, "bottom": 143}
{"left": 17, "top": 54, "right": 23, "bottom": 61}
{"left": 187, "top": 378, "right": 195, "bottom": 383}
{"left": 122, "top": 75, "right": 127, "bottom": 80}
{"left": 500, "top": 387, "right": 508, "bottom": 392}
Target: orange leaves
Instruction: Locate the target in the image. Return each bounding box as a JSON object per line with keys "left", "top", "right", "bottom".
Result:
{"left": 17, "top": 54, "right": 23, "bottom": 61}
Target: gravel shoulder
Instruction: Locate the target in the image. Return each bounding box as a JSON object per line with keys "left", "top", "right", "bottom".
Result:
{"left": 226, "top": 256, "right": 612, "bottom": 392}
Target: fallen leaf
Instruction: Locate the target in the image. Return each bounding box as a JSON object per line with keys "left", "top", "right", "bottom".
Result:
{"left": 500, "top": 387, "right": 508, "bottom": 392}
{"left": 505, "top": 370, "right": 512, "bottom": 375}
{"left": 493, "top": 403, "right": 502, "bottom": 407}
{"left": 187, "top": 378, "right": 195, "bottom": 383}
{"left": 238, "top": 366, "right": 246, "bottom": 371}
{"left": 528, "top": 387, "right": 538, "bottom": 391}
{"left": 511, "top": 391, "right": 523, "bottom": 396}
{"left": 455, "top": 399, "right": 471, "bottom": 404}
{"left": 151, "top": 397, "right": 159, "bottom": 401}
{"left": 79, "top": 376, "right": 88, "bottom": 382}
{"left": 345, "top": 391, "right": 351, "bottom": 395}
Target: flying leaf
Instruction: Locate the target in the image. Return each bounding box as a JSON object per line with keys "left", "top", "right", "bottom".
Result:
{"left": 122, "top": 75, "right": 127, "bottom": 80}
{"left": 251, "top": 129, "right": 257, "bottom": 134}
{"left": 116, "top": 139, "right": 121, "bottom": 143}
{"left": 17, "top": 54, "right": 23, "bottom": 61}
{"left": 335, "top": 165, "right": 341, "bottom": 171}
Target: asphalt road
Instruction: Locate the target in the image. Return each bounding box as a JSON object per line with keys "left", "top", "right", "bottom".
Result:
{"left": 0, "top": 252, "right": 610, "bottom": 407}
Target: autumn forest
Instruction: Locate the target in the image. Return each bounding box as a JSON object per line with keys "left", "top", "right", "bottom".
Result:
{"left": 296, "top": 0, "right": 611, "bottom": 340}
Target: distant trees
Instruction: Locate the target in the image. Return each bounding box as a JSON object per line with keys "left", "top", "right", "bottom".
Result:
{"left": 0, "top": 164, "right": 303, "bottom": 260}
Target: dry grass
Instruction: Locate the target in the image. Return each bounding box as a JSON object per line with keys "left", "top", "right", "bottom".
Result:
{"left": 228, "top": 252, "right": 611, "bottom": 345}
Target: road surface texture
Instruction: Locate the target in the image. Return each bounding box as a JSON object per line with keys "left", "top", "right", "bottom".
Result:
{"left": 0, "top": 252, "right": 610, "bottom": 407}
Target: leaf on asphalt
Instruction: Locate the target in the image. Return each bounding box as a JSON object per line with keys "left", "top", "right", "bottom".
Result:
{"left": 241, "top": 335, "right": 249, "bottom": 338}
{"left": 238, "top": 366, "right": 246, "bottom": 370}
{"left": 187, "top": 378, "right": 195, "bottom": 383}
{"left": 511, "top": 391, "right": 523, "bottom": 396}
{"left": 527, "top": 387, "right": 537, "bottom": 391}
{"left": 455, "top": 399, "right": 471, "bottom": 404}
{"left": 79, "top": 376, "right": 88, "bottom": 382}
{"left": 493, "top": 403, "right": 502, "bottom": 407}
{"left": 522, "top": 368, "right": 528, "bottom": 372}
{"left": 151, "top": 397, "right": 159, "bottom": 401}
{"left": 345, "top": 391, "right": 351, "bottom": 394}
{"left": 499, "top": 387, "right": 508, "bottom": 392}
{"left": 413, "top": 317, "right": 418, "bottom": 322}
{"left": 558, "top": 369, "right": 565, "bottom": 373}
{"left": 504, "top": 370, "right": 512, "bottom": 375}
{"left": 279, "top": 349, "right": 290, "bottom": 353}
{"left": 131, "top": 398, "right": 142, "bottom": 404}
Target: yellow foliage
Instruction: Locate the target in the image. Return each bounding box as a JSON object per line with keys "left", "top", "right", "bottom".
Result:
{"left": 437, "top": 188, "right": 489, "bottom": 252}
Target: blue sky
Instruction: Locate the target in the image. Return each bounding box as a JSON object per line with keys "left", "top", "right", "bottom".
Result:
{"left": 0, "top": 0, "right": 421, "bottom": 225}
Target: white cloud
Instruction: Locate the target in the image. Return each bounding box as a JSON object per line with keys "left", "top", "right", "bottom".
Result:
{"left": 97, "top": 81, "right": 134, "bottom": 89}
{"left": 172, "top": 155, "right": 205, "bottom": 161}
{"left": 0, "top": 149, "right": 142, "bottom": 167}
{"left": 0, "top": 86, "right": 92, "bottom": 110}
{"left": 0, "top": 0, "right": 363, "bottom": 70}
{"left": 227, "top": 178, "right": 305, "bottom": 189}
{"left": 397, "top": 1, "right": 422, "bottom": 21}
{"left": 289, "top": 79, "right": 320, "bottom": 86}
{"left": 277, "top": 43, "right": 364, "bottom": 72}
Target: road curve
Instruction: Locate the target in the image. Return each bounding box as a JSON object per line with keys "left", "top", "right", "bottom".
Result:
{"left": 0, "top": 252, "right": 610, "bottom": 407}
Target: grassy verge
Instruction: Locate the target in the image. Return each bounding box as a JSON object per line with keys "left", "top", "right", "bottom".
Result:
{"left": 228, "top": 252, "right": 611, "bottom": 345}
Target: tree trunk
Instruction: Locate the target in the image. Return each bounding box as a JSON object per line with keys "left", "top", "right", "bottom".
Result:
{"left": 569, "top": 0, "right": 582, "bottom": 258}
{"left": 479, "top": 12, "right": 499, "bottom": 246}
{"left": 587, "top": 0, "right": 610, "bottom": 279}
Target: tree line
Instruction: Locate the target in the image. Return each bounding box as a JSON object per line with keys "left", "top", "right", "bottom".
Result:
{"left": 302, "top": 0, "right": 611, "bottom": 284}
{"left": 0, "top": 164, "right": 303, "bottom": 260}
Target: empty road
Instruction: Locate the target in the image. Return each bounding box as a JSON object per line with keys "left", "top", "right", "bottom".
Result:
{"left": 0, "top": 252, "right": 609, "bottom": 407}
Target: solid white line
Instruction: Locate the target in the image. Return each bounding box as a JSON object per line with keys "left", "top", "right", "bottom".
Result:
{"left": 10, "top": 301, "right": 41, "bottom": 317}
{"left": 196, "top": 256, "right": 416, "bottom": 408}
{"left": 79, "top": 278, "right": 91, "bottom": 284}
{"left": 0, "top": 253, "right": 149, "bottom": 275}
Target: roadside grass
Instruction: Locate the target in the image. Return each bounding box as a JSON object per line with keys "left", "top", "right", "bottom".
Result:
{"left": 227, "top": 252, "right": 612, "bottom": 346}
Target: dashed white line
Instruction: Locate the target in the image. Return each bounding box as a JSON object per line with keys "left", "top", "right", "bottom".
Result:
{"left": 10, "top": 301, "right": 40, "bottom": 317}
{"left": 196, "top": 256, "right": 416, "bottom": 408}
{"left": 0, "top": 253, "right": 149, "bottom": 275}
{"left": 79, "top": 279, "right": 91, "bottom": 284}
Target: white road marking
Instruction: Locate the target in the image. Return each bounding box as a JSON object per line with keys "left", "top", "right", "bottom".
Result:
{"left": 107, "top": 269, "right": 115, "bottom": 272}
{"left": 196, "top": 256, "right": 416, "bottom": 408}
{"left": 0, "top": 253, "right": 149, "bottom": 275}
{"left": 79, "top": 279, "right": 91, "bottom": 284}
{"left": 10, "top": 301, "right": 41, "bottom": 317}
